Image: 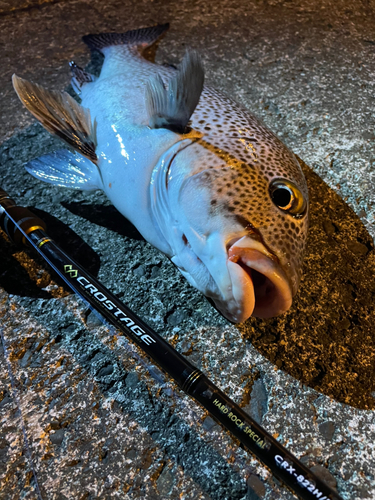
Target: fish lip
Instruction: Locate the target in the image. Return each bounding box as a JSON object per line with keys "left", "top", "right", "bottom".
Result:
{"left": 226, "top": 235, "right": 293, "bottom": 321}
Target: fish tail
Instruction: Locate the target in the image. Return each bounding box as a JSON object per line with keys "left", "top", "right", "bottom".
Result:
{"left": 82, "top": 23, "right": 169, "bottom": 54}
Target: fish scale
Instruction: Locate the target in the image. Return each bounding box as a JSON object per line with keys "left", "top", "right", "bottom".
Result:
{"left": 187, "top": 88, "right": 309, "bottom": 285}
{"left": 13, "top": 24, "right": 309, "bottom": 323}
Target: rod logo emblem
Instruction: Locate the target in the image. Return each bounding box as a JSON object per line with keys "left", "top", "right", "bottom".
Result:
{"left": 64, "top": 265, "right": 78, "bottom": 278}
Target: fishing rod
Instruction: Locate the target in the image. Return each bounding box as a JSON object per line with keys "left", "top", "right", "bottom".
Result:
{"left": 0, "top": 187, "right": 343, "bottom": 500}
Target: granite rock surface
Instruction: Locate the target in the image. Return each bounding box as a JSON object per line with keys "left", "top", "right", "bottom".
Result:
{"left": 1, "top": 1, "right": 375, "bottom": 499}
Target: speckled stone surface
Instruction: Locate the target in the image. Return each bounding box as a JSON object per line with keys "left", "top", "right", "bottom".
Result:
{"left": 1, "top": 1, "right": 375, "bottom": 499}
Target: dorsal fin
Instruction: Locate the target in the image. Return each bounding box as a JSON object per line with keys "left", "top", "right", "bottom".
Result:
{"left": 82, "top": 24, "right": 169, "bottom": 54}
{"left": 12, "top": 75, "right": 97, "bottom": 162}
{"left": 145, "top": 51, "right": 204, "bottom": 134}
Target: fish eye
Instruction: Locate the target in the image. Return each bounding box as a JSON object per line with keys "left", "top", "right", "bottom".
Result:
{"left": 269, "top": 179, "right": 306, "bottom": 217}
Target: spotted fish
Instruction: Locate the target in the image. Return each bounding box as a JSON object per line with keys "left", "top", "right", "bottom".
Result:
{"left": 12, "top": 24, "right": 309, "bottom": 323}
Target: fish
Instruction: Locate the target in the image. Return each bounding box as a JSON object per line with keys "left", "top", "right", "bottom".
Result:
{"left": 12, "top": 24, "right": 309, "bottom": 323}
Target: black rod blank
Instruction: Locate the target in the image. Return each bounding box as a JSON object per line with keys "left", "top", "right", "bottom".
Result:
{"left": 0, "top": 188, "right": 343, "bottom": 500}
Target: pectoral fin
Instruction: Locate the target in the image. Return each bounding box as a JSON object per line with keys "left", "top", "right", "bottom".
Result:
{"left": 145, "top": 51, "right": 204, "bottom": 134}
{"left": 25, "top": 149, "right": 103, "bottom": 191}
{"left": 12, "top": 74, "right": 97, "bottom": 162}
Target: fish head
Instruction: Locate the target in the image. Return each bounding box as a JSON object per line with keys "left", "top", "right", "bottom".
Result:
{"left": 161, "top": 119, "right": 309, "bottom": 323}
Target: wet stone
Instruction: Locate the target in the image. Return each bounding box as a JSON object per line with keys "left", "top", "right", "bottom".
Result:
{"left": 157, "top": 467, "right": 175, "bottom": 496}
{"left": 358, "top": 486, "right": 371, "bottom": 498}
{"left": 167, "top": 310, "right": 189, "bottom": 326}
{"left": 185, "top": 352, "right": 202, "bottom": 368}
{"left": 246, "top": 379, "right": 268, "bottom": 425}
{"left": 101, "top": 450, "right": 109, "bottom": 464}
{"left": 0, "top": 394, "right": 13, "bottom": 409}
{"left": 247, "top": 474, "right": 266, "bottom": 499}
{"left": 126, "top": 449, "right": 137, "bottom": 459}
{"left": 48, "top": 399, "right": 59, "bottom": 410}
{"left": 319, "top": 421, "right": 336, "bottom": 441}
{"left": 310, "top": 465, "right": 337, "bottom": 490}
{"left": 299, "top": 454, "right": 313, "bottom": 468}
{"left": 86, "top": 311, "right": 104, "bottom": 328}
{"left": 202, "top": 416, "right": 217, "bottom": 432}
{"left": 97, "top": 364, "right": 114, "bottom": 377}
{"left": 322, "top": 220, "right": 337, "bottom": 236}
{"left": 347, "top": 240, "right": 369, "bottom": 256}
{"left": 0, "top": 448, "right": 8, "bottom": 463}
{"left": 133, "top": 265, "right": 145, "bottom": 277}
{"left": 275, "top": 359, "right": 283, "bottom": 369}
{"left": 19, "top": 349, "right": 32, "bottom": 368}
{"left": 336, "top": 318, "right": 351, "bottom": 331}
{"left": 23, "top": 188, "right": 34, "bottom": 198}
{"left": 79, "top": 354, "right": 89, "bottom": 364}
{"left": 179, "top": 340, "right": 192, "bottom": 355}
{"left": 65, "top": 459, "right": 80, "bottom": 467}
{"left": 125, "top": 372, "right": 139, "bottom": 389}
{"left": 362, "top": 131, "right": 375, "bottom": 140}
{"left": 30, "top": 355, "right": 41, "bottom": 368}
{"left": 342, "top": 468, "right": 353, "bottom": 481}
{"left": 261, "top": 334, "right": 276, "bottom": 344}
{"left": 92, "top": 352, "right": 105, "bottom": 362}
{"left": 328, "top": 452, "right": 341, "bottom": 465}
{"left": 61, "top": 324, "right": 78, "bottom": 336}
{"left": 150, "top": 266, "right": 161, "bottom": 278}
{"left": 104, "top": 437, "right": 114, "bottom": 447}
{"left": 50, "top": 429, "right": 65, "bottom": 446}
{"left": 49, "top": 421, "right": 61, "bottom": 430}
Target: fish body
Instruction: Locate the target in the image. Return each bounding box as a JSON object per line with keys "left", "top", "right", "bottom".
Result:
{"left": 13, "top": 24, "right": 309, "bottom": 323}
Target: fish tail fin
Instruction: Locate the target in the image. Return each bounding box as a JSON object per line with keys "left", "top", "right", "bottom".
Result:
{"left": 69, "top": 61, "right": 96, "bottom": 94}
{"left": 82, "top": 23, "right": 169, "bottom": 55}
{"left": 12, "top": 74, "right": 97, "bottom": 163}
{"left": 25, "top": 150, "right": 103, "bottom": 191}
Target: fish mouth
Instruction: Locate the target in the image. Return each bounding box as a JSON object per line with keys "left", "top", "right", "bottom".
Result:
{"left": 223, "top": 236, "right": 293, "bottom": 323}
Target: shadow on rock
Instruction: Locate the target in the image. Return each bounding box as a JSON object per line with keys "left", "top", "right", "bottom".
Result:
{"left": 239, "top": 158, "right": 375, "bottom": 410}
{"left": 0, "top": 230, "right": 51, "bottom": 299}
{"left": 15, "top": 303, "right": 249, "bottom": 500}
{"left": 61, "top": 202, "right": 144, "bottom": 241}
{"left": 0, "top": 209, "right": 101, "bottom": 298}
